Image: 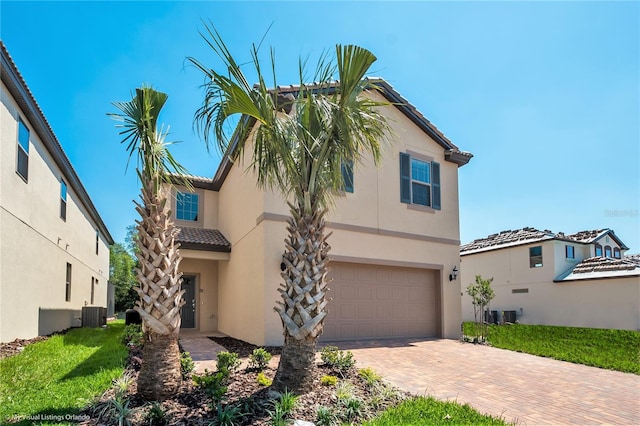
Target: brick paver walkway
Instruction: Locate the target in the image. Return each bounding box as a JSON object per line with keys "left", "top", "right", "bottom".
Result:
{"left": 333, "top": 338, "right": 640, "bottom": 425}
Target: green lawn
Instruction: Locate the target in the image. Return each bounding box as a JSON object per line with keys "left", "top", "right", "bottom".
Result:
{"left": 364, "top": 396, "right": 508, "bottom": 425}
{"left": 463, "top": 322, "right": 640, "bottom": 374}
{"left": 0, "top": 321, "right": 128, "bottom": 425}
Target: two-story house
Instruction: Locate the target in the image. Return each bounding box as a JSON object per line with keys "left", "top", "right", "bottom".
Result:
{"left": 170, "top": 79, "right": 472, "bottom": 346}
{"left": 460, "top": 227, "right": 639, "bottom": 330}
{"left": 0, "top": 42, "right": 114, "bottom": 342}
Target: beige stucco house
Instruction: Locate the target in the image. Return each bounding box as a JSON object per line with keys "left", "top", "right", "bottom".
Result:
{"left": 172, "top": 80, "right": 472, "bottom": 346}
{"left": 0, "top": 42, "right": 114, "bottom": 342}
{"left": 460, "top": 227, "right": 639, "bottom": 330}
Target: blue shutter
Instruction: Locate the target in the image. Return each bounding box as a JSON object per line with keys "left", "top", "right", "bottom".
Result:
{"left": 431, "top": 162, "right": 441, "bottom": 210}
{"left": 341, "top": 161, "right": 354, "bottom": 193}
{"left": 400, "top": 153, "right": 411, "bottom": 203}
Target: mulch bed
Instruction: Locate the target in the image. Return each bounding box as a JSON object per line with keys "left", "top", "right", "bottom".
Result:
{"left": 81, "top": 336, "right": 407, "bottom": 425}
{"left": 0, "top": 335, "right": 51, "bottom": 360}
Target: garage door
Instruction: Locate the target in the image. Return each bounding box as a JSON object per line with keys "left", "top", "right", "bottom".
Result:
{"left": 321, "top": 262, "right": 439, "bottom": 341}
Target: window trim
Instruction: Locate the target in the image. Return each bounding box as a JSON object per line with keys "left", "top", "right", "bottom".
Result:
{"left": 400, "top": 151, "right": 441, "bottom": 210}
{"left": 173, "top": 187, "right": 204, "bottom": 226}
{"left": 16, "top": 117, "right": 30, "bottom": 182}
{"left": 529, "top": 245, "right": 543, "bottom": 268}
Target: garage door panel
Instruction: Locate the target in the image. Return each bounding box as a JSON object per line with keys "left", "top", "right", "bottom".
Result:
{"left": 321, "top": 262, "right": 438, "bottom": 341}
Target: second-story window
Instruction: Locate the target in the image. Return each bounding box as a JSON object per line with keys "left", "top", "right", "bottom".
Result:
{"left": 17, "top": 117, "right": 30, "bottom": 181}
{"left": 341, "top": 160, "right": 354, "bottom": 193}
{"left": 96, "top": 230, "right": 99, "bottom": 255}
{"left": 595, "top": 244, "right": 603, "bottom": 256}
{"left": 60, "top": 179, "right": 67, "bottom": 221}
{"left": 565, "top": 245, "right": 575, "bottom": 259}
{"left": 529, "top": 246, "right": 543, "bottom": 268}
{"left": 604, "top": 246, "right": 612, "bottom": 258}
{"left": 400, "top": 153, "right": 441, "bottom": 209}
{"left": 613, "top": 247, "right": 621, "bottom": 259}
{"left": 176, "top": 192, "right": 199, "bottom": 221}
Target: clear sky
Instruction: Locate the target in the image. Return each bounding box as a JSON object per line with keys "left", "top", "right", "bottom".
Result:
{"left": 2, "top": 1, "right": 639, "bottom": 252}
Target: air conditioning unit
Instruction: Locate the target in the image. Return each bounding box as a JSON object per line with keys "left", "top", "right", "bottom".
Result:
{"left": 81, "top": 306, "right": 107, "bottom": 328}
{"left": 503, "top": 310, "right": 517, "bottom": 323}
{"left": 484, "top": 310, "right": 498, "bottom": 325}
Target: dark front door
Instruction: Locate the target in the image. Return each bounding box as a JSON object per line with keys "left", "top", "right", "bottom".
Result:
{"left": 181, "top": 276, "right": 196, "bottom": 329}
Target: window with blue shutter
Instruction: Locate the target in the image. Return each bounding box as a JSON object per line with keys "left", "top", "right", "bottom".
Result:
{"left": 341, "top": 160, "right": 354, "bottom": 193}
{"left": 399, "top": 153, "right": 441, "bottom": 210}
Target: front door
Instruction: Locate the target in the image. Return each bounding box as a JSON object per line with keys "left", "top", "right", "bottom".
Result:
{"left": 181, "top": 276, "right": 196, "bottom": 329}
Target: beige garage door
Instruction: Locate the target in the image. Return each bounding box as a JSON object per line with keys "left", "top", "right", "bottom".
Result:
{"left": 321, "top": 262, "right": 439, "bottom": 341}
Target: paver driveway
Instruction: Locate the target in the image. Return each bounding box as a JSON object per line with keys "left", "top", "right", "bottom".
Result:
{"left": 333, "top": 338, "right": 640, "bottom": 425}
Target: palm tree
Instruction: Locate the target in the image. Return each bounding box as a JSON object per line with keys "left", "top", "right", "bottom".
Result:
{"left": 109, "top": 86, "right": 191, "bottom": 400}
{"left": 189, "top": 26, "right": 392, "bottom": 393}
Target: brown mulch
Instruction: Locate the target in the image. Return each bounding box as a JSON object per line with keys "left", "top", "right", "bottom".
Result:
{"left": 0, "top": 335, "right": 51, "bottom": 359}
{"left": 81, "top": 336, "right": 407, "bottom": 425}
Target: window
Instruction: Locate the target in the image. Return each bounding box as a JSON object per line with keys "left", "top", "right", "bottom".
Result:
{"left": 399, "top": 153, "right": 441, "bottom": 209}
{"left": 529, "top": 246, "right": 543, "bottom": 268}
{"left": 565, "top": 245, "right": 575, "bottom": 259}
{"left": 595, "top": 244, "right": 603, "bottom": 257}
{"left": 96, "top": 230, "right": 99, "bottom": 255}
{"left": 17, "top": 118, "right": 29, "bottom": 181}
{"left": 91, "top": 277, "right": 95, "bottom": 305}
{"left": 613, "top": 247, "right": 621, "bottom": 259}
{"left": 65, "top": 263, "right": 72, "bottom": 302}
{"left": 604, "top": 246, "right": 612, "bottom": 258}
{"left": 60, "top": 179, "right": 67, "bottom": 221}
{"left": 176, "top": 192, "right": 199, "bottom": 221}
{"left": 341, "top": 160, "right": 354, "bottom": 193}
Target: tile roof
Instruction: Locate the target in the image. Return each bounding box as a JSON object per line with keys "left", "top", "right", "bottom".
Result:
{"left": 176, "top": 227, "right": 231, "bottom": 252}
{"left": 461, "top": 227, "right": 629, "bottom": 255}
{"left": 564, "top": 229, "right": 608, "bottom": 243}
{"left": 460, "top": 227, "right": 555, "bottom": 254}
{"left": 572, "top": 256, "right": 639, "bottom": 274}
{"left": 557, "top": 255, "right": 640, "bottom": 281}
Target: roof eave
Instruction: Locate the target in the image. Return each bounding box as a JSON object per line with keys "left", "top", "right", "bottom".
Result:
{"left": 1, "top": 42, "right": 114, "bottom": 245}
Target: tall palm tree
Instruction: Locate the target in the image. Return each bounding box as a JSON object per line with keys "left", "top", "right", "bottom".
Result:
{"left": 109, "top": 86, "right": 191, "bottom": 401}
{"left": 189, "top": 26, "right": 392, "bottom": 393}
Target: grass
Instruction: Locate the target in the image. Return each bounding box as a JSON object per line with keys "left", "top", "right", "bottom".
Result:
{"left": 463, "top": 322, "right": 640, "bottom": 374}
{"left": 364, "top": 396, "right": 508, "bottom": 425}
{"left": 0, "top": 321, "right": 128, "bottom": 425}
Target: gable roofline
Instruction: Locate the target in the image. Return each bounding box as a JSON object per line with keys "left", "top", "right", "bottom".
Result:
{"left": 189, "top": 78, "right": 472, "bottom": 192}
{"left": 1, "top": 41, "right": 114, "bottom": 245}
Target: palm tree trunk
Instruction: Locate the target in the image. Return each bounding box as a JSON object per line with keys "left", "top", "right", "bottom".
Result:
{"left": 273, "top": 203, "right": 330, "bottom": 393}
{"left": 133, "top": 179, "right": 184, "bottom": 400}
{"left": 137, "top": 332, "right": 182, "bottom": 400}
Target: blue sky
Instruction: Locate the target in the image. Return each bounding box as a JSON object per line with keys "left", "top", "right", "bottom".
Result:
{"left": 2, "top": 1, "right": 639, "bottom": 251}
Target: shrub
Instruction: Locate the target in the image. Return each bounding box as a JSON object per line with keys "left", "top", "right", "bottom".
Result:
{"left": 121, "top": 324, "right": 143, "bottom": 347}
{"left": 216, "top": 351, "right": 241, "bottom": 373}
{"left": 320, "top": 346, "right": 355, "bottom": 376}
{"left": 358, "top": 367, "right": 382, "bottom": 386}
{"left": 248, "top": 347, "right": 272, "bottom": 371}
{"left": 341, "top": 396, "right": 364, "bottom": 422}
{"left": 193, "top": 369, "right": 228, "bottom": 403}
{"left": 256, "top": 372, "right": 272, "bottom": 387}
{"left": 144, "top": 402, "right": 167, "bottom": 425}
{"left": 180, "top": 351, "right": 195, "bottom": 379}
{"left": 320, "top": 375, "right": 338, "bottom": 386}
